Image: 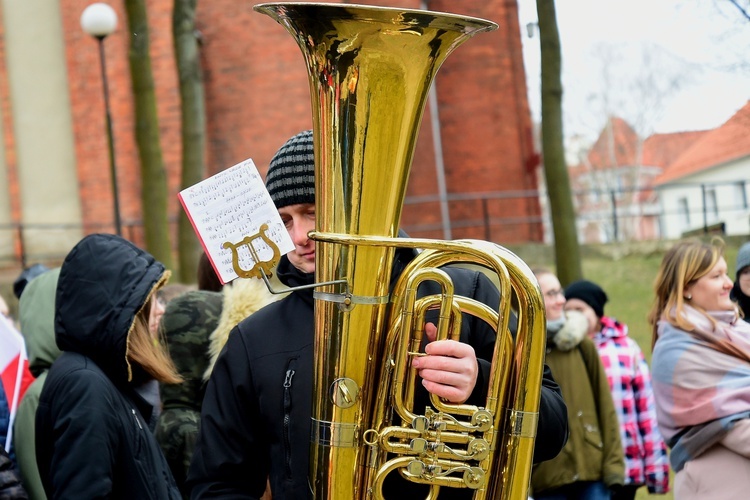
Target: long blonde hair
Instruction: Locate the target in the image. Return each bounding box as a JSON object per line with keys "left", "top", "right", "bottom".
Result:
{"left": 648, "top": 237, "right": 725, "bottom": 349}
{"left": 127, "top": 300, "right": 183, "bottom": 384}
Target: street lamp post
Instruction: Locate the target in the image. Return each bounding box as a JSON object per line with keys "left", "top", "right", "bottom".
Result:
{"left": 80, "top": 3, "right": 121, "bottom": 236}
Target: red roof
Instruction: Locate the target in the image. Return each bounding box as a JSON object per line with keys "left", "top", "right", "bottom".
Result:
{"left": 583, "top": 117, "right": 710, "bottom": 171}
{"left": 642, "top": 130, "right": 709, "bottom": 169}
{"left": 586, "top": 117, "right": 639, "bottom": 168}
{"left": 655, "top": 100, "right": 750, "bottom": 185}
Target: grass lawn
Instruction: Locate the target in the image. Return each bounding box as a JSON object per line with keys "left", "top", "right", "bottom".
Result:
{"left": 517, "top": 241, "right": 741, "bottom": 500}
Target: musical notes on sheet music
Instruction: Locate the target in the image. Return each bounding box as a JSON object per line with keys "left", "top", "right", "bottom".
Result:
{"left": 178, "top": 158, "right": 295, "bottom": 284}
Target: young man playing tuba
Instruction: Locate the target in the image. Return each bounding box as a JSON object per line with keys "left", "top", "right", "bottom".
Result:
{"left": 187, "top": 130, "right": 569, "bottom": 499}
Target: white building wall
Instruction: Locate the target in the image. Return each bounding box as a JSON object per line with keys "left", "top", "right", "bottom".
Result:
{"left": 656, "top": 157, "right": 750, "bottom": 239}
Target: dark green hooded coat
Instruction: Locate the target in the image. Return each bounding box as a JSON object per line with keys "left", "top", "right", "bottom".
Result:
{"left": 531, "top": 335, "right": 625, "bottom": 494}
{"left": 15, "top": 267, "right": 61, "bottom": 500}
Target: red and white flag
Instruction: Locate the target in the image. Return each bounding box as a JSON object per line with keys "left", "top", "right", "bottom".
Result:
{"left": 0, "top": 313, "right": 34, "bottom": 450}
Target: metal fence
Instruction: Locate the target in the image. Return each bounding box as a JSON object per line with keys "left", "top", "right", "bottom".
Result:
{"left": 2, "top": 180, "right": 749, "bottom": 269}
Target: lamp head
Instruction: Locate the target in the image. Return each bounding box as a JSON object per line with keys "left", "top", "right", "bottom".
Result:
{"left": 80, "top": 3, "right": 118, "bottom": 38}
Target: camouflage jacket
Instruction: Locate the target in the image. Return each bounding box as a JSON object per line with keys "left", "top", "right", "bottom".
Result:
{"left": 156, "top": 290, "right": 222, "bottom": 499}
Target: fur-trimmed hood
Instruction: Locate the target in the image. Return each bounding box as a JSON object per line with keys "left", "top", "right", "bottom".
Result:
{"left": 204, "top": 274, "right": 287, "bottom": 380}
{"left": 55, "top": 234, "right": 168, "bottom": 385}
{"left": 550, "top": 309, "right": 589, "bottom": 352}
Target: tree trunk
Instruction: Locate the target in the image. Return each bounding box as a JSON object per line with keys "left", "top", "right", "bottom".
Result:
{"left": 173, "top": 0, "right": 205, "bottom": 283}
{"left": 124, "top": 0, "right": 174, "bottom": 270}
{"left": 536, "top": 0, "right": 582, "bottom": 286}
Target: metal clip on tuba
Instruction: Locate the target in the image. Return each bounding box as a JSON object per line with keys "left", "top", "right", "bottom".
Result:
{"left": 245, "top": 3, "right": 547, "bottom": 499}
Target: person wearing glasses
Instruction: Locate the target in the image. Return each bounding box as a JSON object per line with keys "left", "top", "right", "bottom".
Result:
{"left": 531, "top": 268, "right": 624, "bottom": 500}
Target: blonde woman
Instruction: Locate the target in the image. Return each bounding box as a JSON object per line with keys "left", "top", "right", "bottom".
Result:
{"left": 649, "top": 238, "right": 750, "bottom": 499}
{"left": 36, "top": 234, "right": 182, "bottom": 499}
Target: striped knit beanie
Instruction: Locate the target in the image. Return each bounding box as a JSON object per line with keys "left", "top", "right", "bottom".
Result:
{"left": 265, "top": 130, "right": 315, "bottom": 209}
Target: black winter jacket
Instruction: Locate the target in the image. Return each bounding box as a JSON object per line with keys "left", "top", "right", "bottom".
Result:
{"left": 36, "top": 234, "right": 181, "bottom": 499}
{"left": 188, "top": 250, "right": 568, "bottom": 499}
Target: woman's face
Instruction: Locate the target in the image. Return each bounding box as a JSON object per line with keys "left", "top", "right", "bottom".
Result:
{"left": 685, "top": 257, "right": 735, "bottom": 312}
{"left": 739, "top": 267, "right": 750, "bottom": 296}
{"left": 537, "top": 273, "right": 566, "bottom": 321}
{"left": 148, "top": 297, "right": 166, "bottom": 337}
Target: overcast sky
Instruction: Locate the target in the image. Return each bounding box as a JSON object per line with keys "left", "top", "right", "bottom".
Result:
{"left": 517, "top": 0, "right": 750, "bottom": 142}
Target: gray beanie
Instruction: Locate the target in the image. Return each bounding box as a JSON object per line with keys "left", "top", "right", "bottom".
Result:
{"left": 737, "top": 241, "right": 750, "bottom": 277}
{"left": 265, "top": 130, "right": 315, "bottom": 209}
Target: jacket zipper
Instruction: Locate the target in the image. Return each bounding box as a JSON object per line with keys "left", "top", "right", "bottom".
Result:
{"left": 283, "top": 358, "right": 297, "bottom": 479}
{"left": 132, "top": 408, "right": 143, "bottom": 430}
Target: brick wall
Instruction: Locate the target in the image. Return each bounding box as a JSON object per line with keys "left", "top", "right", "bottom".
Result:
{"left": 40, "top": 0, "right": 542, "bottom": 250}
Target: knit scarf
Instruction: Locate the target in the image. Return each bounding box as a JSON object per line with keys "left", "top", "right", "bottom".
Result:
{"left": 651, "top": 305, "right": 750, "bottom": 471}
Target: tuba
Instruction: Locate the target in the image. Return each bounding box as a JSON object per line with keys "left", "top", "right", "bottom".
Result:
{"left": 250, "top": 3, "right": 547, "bottom": 499}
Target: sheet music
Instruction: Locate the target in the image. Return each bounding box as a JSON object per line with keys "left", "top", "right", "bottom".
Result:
{"left": 179, "top": 158, "right": 294, "bottom": 284}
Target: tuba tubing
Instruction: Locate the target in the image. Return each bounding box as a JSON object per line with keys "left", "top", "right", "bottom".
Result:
{"left": 254, "top": 3, "right": 545, "bottom": 499}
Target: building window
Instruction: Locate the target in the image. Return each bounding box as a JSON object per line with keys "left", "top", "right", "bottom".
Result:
{"left": 705, "top": 188, "right": 719, "bottom": 223}
{"left": 615, "top": 174, "right": 624, "bottom": 198}
{"left": 591, "top": 189, "right": 600, "bottom": 203}
{"left": 678, "top": 197, "right": 690, "bottom": 228}
{"left": 734, "top": 181, "right": 748, "bottom": 210}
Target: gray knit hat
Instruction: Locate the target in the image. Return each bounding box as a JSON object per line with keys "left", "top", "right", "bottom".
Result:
{"left": 265, "top": 130, "right": 315, "bottom": 209}
{"left": 737, "top": 241, "right": 750, "bottom": 277}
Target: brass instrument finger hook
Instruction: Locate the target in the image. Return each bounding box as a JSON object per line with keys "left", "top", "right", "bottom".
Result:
{"left": 224, "top": 224, "right": 349, "bottom": 296}
{"left": 222, "top": 223, "right": 280, "bottom": 280}
{"left": 363, "top": 429, "right": 380, "bottom": 446}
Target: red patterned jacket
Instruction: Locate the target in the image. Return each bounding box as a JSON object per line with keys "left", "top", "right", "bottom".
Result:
{"left": 594, "top": 317, "right": 670, "bottom": 493}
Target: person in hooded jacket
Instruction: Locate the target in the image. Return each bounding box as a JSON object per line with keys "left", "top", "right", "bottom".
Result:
{"left": 35, "top": 233, "right": 182, "bottom": 499}
{"left": 531, "top": 269, "right": 624, "bottom": 499}
{"left": 565, "top": 280, "right": 670, "bottom": 500}
{"left": 156, "top": 290, "right": 223, "bottom": 499}
{"left": 187, "top": 130, "right": 569, "bottom": 499}
{"left": 13, "top": 267, "right": 61, "bottom": 500}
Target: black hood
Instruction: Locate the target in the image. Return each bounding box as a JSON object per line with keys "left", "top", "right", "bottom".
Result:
{"left": 55, "top": 234, "right": 168, "bottom": 384}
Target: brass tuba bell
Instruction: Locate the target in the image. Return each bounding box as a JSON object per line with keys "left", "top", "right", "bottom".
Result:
{"left": 247, "top": 3, "right": 548, "bottom": 499}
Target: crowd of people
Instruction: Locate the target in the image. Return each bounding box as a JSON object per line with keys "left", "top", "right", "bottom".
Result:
{"left": 0, "top": 129, "right": 748, "bottom": 499}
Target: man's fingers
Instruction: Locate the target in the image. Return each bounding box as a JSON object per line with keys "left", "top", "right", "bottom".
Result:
{"left": 424, "top": 339, "right": 473, "bottom": 358}
{"left": 424, "top": 322, "right": 437, "bottom": 343}
{"left": 413, "top": 352, "right": 465, "bottom": 373}
{"left": 417, "top": 367, "right": 466, "bottom": 386}
{"left": 421, "top": 379, "right": 463, "bottom": 402}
